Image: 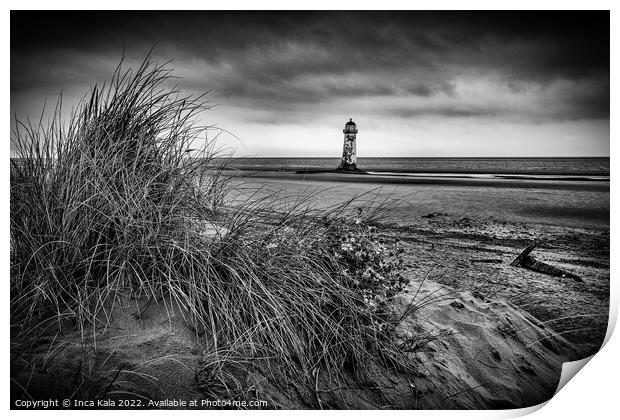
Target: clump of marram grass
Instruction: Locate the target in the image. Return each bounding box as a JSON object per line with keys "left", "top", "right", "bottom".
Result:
{"left": 11, "top": 54, "right": 419, "bottom": 407}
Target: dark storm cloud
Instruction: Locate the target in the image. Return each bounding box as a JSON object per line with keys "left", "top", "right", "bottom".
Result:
{"left": 11, "top": 11, "right": 610, "bottom": 122}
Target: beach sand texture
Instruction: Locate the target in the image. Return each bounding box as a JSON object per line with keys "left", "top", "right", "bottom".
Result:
{"left": 11, "top": 277, "right": 576, "bottom": 409}
{"left": 231, "top": 175, "right": 609, "bottom": 358}
{"left": 11, "top": 173, "right": 608, "bottom": 409}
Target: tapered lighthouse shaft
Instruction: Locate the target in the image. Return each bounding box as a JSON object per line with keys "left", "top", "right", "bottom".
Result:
{"left": 340, "top": 118, "right": 358, "bottom": 170}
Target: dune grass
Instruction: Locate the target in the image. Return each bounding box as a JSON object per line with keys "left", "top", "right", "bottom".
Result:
{"left": 10, "top": 55, "right": 419, "bottom": 407}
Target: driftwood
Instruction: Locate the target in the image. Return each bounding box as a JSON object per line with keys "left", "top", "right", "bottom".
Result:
{"left": 510, "top": 243, "right": 538, "bottom": 266}
{"left": 510, "top": 243, "right": 583, "bottom": 282}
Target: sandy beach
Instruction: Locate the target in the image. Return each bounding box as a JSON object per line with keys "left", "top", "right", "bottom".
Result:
{"left": 233, "top": 172, "right": 610, "bottom": 358}
{"left": 14, "top": 171, "right": 606, "bottom": 408}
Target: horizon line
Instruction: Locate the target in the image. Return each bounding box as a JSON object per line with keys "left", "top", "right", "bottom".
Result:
{"left": 224, "top": 156, "right": 611, "bottom": 159}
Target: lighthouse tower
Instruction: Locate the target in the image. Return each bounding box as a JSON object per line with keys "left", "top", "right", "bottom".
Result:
{"left": 340, "top": 118, "right": 358, "bottom": 170}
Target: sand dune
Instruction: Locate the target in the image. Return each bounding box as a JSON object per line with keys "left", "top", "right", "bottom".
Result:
{"left": 11, "top": 277, "right": 576, "bottom": 409}
{"left": 391, "top": 280, "right": 575, "bottom": 409}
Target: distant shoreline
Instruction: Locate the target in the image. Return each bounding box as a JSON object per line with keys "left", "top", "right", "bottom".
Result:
{"left": 224, "top": 156, "right": 611, "bottom": 159}
{"left": 212, "top": 156, "right": 610, "bottom": 177}
{"left": 12, "top": 157, "right": 610, "bottom": 177}
{"left": 222, "top": 166, "right": 611, "bottom": 177}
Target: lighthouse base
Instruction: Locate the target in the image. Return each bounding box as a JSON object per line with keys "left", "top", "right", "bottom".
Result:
{"left": 335, "top": 163, "right": 367, "bottom": 174}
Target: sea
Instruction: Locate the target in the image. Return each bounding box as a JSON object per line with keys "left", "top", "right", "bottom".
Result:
{"left": 223, "top": 157, "right": 609, "bottom": 180}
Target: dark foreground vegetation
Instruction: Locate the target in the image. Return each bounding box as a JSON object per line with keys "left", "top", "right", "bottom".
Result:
{"left": 10, "top": 56, "right": 426, "bottom": 408}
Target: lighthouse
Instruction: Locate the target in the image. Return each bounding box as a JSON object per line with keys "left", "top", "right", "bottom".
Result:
{"left": 340, "top": 118, "right": 358, "bottom": 170}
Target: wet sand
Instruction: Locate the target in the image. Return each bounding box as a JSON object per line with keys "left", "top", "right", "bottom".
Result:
{"left": 230, "top": 170, "right": 610, "bottom": 193}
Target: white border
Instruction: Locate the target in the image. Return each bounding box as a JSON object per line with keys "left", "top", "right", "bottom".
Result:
{"left": 4, "top": 2, "right": 616, "bottom": 419}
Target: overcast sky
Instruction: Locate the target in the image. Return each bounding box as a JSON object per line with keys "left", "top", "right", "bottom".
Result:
{"left": 11, "top": 11, "right": 609, "bottom": 157}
